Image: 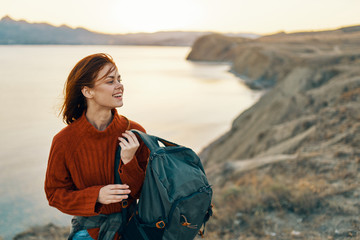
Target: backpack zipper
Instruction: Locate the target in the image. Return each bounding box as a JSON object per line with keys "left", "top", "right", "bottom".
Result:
{"left": 167, "top": 185, "right": 212, "bottom": 228}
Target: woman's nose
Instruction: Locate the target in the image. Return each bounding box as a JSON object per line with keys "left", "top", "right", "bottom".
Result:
{"left": 115, "top": 82, "right": 123, "bottom": 89}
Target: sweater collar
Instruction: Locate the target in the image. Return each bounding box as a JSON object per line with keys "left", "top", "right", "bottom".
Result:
{"left": 75, "top": 108, "right": 126, "bottom": 137}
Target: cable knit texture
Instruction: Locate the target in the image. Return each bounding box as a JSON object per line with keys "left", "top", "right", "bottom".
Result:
{"left": 45, "top": 109, "right": 150, "bottom": 239}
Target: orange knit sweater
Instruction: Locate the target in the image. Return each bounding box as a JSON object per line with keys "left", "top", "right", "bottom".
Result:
{"left": 44, "top": 109, "right": 150, "bottom": 239}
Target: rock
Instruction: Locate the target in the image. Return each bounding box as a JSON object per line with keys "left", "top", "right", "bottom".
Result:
{"left": 13, "top": 223, "right": 70, "bottom": 240}
{"left": 186, "top": 33, "right": 248, "bottom": 61}
{"left": 291, "top": 230, "right": 302, "bottom": 237}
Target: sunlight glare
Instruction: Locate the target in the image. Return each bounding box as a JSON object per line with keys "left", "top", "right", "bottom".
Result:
{"left": 110, "top": 0, "right": 204, "bottom": 32}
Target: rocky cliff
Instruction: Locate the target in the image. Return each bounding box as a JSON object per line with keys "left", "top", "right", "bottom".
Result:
{"left": 188, "top": 26, "right": 360, "bottom": 89}
{"left": 188, "top": 27, "right": 360, "bottom": 239}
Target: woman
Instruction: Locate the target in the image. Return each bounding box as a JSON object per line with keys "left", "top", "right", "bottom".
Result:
{"left": 45, "top": 53, "right": 150, "bottom": 240}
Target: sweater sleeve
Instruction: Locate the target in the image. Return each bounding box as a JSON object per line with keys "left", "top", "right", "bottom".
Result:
{"left": 44, "top": 136, "right": 104, "bottom": 216}
{"left": 119, "top": 123, "right": 150, "bottom": 199}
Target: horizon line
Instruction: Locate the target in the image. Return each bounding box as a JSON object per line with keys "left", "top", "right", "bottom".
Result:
{"left": 1, "top": 14, "right": 360, "bottom": 37}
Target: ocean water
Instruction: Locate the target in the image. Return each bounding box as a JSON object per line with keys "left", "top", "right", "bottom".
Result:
{"left": 0, "top": 45, "right": 261, "bottom": 239}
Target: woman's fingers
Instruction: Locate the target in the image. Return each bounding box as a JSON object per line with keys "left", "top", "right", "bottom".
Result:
{"left": 120, "top": 131, "right": 139, "bottom": 146}
{"left": 110, "top": 194, "right": 129, "bottom": 200}
{"left": 107, "top": 185, "right": 131, "bottom": 195}
{"left": 118, "top": 131, "right": 140, "bottom": 150}
{"left": 119, "top": 142, "right": 126, "bottom": 150}
{"left": 118, "top": 131, "right": 140, "bottom": 164}
{"left": 111, "top": 189, "right": 131, "bottom": 195}
{"left": 104, "top": 195, "right": 128, "bottom": 204}
{"left": 108, "top": 184, "right": 129, "bottom": 190}
{"left": 119, "top": 137, "right": 131, "bottom": 147}
{"left": 98, "top": 184, "right": 131, "bottom": 204}
{"left": 126, "top": 131, "right": 139, "bottom": 144}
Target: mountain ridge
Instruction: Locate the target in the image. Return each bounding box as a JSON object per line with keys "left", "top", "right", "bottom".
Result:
{"left": 0, "top": 15, "right": 260, "bottom": 46}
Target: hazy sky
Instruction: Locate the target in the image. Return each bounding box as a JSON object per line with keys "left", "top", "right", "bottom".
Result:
{"left": 1, "top": 0, "right": 360, "bottom": 34}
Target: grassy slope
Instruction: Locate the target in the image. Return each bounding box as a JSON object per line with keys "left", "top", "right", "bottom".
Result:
{"left": 188, "top": 27, "right": 360, "bottom": 239}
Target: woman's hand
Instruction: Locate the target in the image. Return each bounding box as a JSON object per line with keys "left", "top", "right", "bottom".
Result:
{"left": 118, "top": 130, "right": 140, "bottom": 164}
{"left": 97, "top": 184, "right": 131, "bottom": 204}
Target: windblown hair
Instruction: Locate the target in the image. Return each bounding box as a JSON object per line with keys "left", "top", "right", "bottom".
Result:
{"left": 60, "top": 53, "right": 116, "bottom": 125}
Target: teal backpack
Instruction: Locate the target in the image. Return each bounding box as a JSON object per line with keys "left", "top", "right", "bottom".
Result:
{"left": 123, "top": 130, "right": 213, "bottom": 240}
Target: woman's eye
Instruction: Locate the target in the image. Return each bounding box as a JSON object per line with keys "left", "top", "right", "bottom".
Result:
{"left": 107, "top": 80, "right": 114, "bottom": 84}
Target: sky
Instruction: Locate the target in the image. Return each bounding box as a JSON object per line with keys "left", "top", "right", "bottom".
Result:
{"left": 1, "top": 0, "right": 360, "bottom": 34}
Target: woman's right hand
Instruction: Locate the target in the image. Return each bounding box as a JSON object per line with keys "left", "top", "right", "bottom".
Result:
{"left": 97, "top": 184, "right": 131, "bottom": 204}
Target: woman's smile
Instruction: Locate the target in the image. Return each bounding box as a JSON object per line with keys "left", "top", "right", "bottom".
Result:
{"left": 113, "top": 92, "right": 123, "bottom": 99}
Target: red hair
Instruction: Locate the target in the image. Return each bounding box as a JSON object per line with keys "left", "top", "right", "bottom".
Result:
{"left": 60, "top": 53, "right": 116, "bottom": 125}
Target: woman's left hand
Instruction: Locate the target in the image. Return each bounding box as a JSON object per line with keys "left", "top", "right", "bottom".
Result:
{"left": 118, "top": 130, "right": 140, "bottom": 164}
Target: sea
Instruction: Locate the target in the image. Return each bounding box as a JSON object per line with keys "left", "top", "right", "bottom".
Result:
{"left": 0, "top": 45, "right": 262, "bottom": 239}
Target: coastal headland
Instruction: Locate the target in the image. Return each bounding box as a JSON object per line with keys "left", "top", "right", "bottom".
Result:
{"left": 187, "top": 25, "right": 360, "bottom": 239}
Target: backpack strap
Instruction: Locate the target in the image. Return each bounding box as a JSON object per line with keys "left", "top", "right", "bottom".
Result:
{"left": 114, "top": 115, "right": 134, "bottom": 236}
{"left": 131, "top": 129, "right": 178, "bottom": 153}
{"left": 114, "top": 115, "right": 131, "bottom": 184}
{"left": 198, "top": 204, "right": 213, "bottom": 237}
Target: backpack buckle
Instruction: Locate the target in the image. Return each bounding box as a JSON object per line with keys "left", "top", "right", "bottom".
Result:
{"left": 156, "top": 221, "right": 166, "bottom": 229}
{"left": 180, "top": 215, "right": 198, "bottom": 229}
{"left": 121, "top": 200, "right": 128, "bottom": 208}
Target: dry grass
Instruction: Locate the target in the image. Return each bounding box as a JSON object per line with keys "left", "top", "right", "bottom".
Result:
{"left": 341, "top": 87, "right": 360, "bottom": 101}
{"left": 221, "top": 174, "right": 327, "bottom": 214}
{"left": 206, "top": 171, "right": 341, "bottom": 238}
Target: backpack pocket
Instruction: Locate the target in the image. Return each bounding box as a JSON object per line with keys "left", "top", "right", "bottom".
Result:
{"left": 123, "top": 213, "right": 165, "bottom": 240}
{"left": 165, "top": 186, "right": 212, "bottom": 240}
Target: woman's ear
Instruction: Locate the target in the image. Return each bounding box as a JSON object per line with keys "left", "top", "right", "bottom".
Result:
{"left": 81, "top": 86, "right": 93, "bottom": 99}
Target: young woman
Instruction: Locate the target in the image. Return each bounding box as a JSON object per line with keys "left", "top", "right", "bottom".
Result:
{"left": 45, "top": 53, "right": 150, "bottom": 240}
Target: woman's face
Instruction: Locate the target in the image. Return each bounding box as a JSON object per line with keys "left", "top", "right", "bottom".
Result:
{"left": 87, "top": 63, "right": 124, "bottom": 110}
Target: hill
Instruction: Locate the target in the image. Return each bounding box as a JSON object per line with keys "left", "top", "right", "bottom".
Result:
{"left": 0, "top": 15, "right": 211, "bottom": 46}
{"left": 187, "top": 26, "right": 360, "bottom": 239}
{"left": 0, "top": 15, "right": 259, "bottom": 46}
